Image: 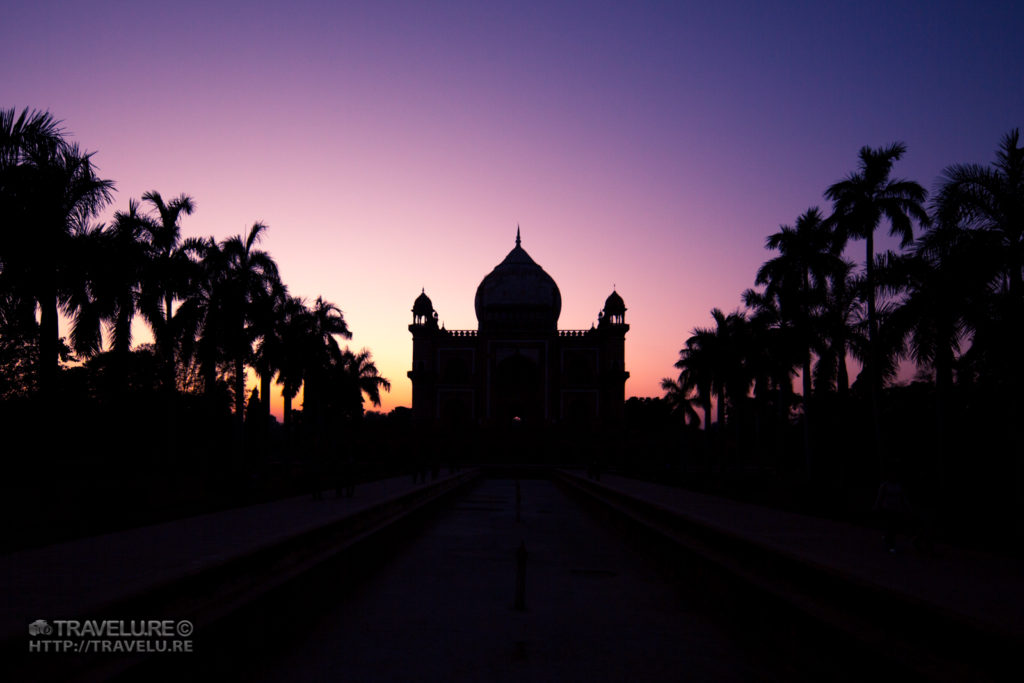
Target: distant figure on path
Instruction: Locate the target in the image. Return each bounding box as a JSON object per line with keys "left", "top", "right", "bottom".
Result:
{"left": 874, "top": 470, "right": 911, "bottom": 553}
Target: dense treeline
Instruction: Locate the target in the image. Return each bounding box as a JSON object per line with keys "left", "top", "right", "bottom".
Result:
{"left": 661, "top": 133, "right": 1023, "bottom": 548}
{"left": 0, "top": 108, "right": 391, "bottom": 546}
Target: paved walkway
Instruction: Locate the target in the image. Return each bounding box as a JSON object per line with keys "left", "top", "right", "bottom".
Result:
{"left": 566, "top": 471, "right": 1024, "bottom": 640}
{"left": 252, "top": 479, "right": 766, "bottom": 682}
{"left": 0, "top": 472, "right": 466, "bottom": 643}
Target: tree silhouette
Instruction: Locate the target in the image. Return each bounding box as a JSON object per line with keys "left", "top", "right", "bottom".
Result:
{"left": 934, "top": 129, "right": 1023, "bottom": 302}
{"left": 660, "top": 376, "right": 701, "bottom": 427}
{"left": 300, "top": 296, "right": 352, "bottom": 447}
{"left": 274, "top": 295, "right": 312, "bottom": 435}
{"left": 218, "top": 221, "right": 280, "bottom": 420}
{"left": 339, "top": 347, "right": 391, "bottom": 416}
{"left": 104, "top": 199, "right": 157, "bottom": 356}
{"left": 933, "top": 129, "right": 1024, "bottom": 530}
{"left": 756, "top": 207, "right": 844, "bottom": 470}
{"left": 825, "top": 143, "right": 928, "bottom": 463}
{"left": 757, "top": 207, "right": 842, "bottom": 404}
{"left": 674, "top": 308, "right": 751, "bottom": 438}
{"left": 250, "top": 277, "right": 290, "bottom": 428}
{"left": 741, "top": 287, "right": 800, "bottom": 463}
{"left": 137, "top": 191, "right": 203, "bottom": 392}
{"left": 0, "top": 122, "right": 115, "bottom": 394}
{"left": 811, "top": 259, "right": 861, "bottom": 398}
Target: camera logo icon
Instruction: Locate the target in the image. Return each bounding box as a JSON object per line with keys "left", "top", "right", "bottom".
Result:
{"left": 28, "top": 619, "right": 52, "bottom": 636}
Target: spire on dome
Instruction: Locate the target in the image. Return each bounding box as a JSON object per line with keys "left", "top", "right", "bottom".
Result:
{"left": 516, "top": 225, "right": 521, "bottom": 247}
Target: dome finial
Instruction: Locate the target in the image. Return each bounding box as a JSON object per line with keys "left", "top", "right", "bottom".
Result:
{"left": 516, "top": 225, "right": 521, "bottom": 247}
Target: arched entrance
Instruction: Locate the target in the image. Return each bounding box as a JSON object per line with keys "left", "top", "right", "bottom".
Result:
{"left": 493, "top": 353, "right": 543, "bottom": 424}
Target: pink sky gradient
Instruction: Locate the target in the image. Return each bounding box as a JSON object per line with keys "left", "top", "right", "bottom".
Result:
{"left": 3, "top": 1, "right": 1022, "bottom": 417}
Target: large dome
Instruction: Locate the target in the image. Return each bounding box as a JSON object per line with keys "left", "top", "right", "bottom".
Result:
{"left": 475, "top": 231, "right": 561, "bottom": 331}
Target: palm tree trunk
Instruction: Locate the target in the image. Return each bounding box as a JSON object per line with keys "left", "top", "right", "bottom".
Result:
{"left": 158, "top": 294, "right": 176, "bottom": 394}
{"left": 934, "top": 343, "right": 952, "bottom": 505}
{"left": 231, "top": 355, "right": 245, "bottom": 473}
{"left": 203, "top": 357, "right": 217, "bottom": 397}
{"left": 260, "top": 371, "right": 272, "bottom": 422}
{"left": 836, "top": 336, "right": 850, "bottom": 398}
{"left": 802, "top": 353, "right": 813, "bottom": 474}
{"left": 702, "top": 397, "right": 712, "bottom": 470}
{"left": 775, "top": 380, "right": 786, "bottom": 470}
{"left": 716, "top": 388, "right": 726, "bottom": 469}
{"left": 716, "top": 389, "right": 725, "bottom": 432}
{"left": 259, "top": 371, "right": 272, "bottom": 463}
{"left": 234, "top": 357, "right": 245, "bottom": 418}
{"left": 1009, "top": 271, "right": 1024, "bottom": 542}
{"left": 801, "top": 269, "right": 815, "bottom": 475}
{"left": 865, "top": 232, "right": 884, "bottom": 472}
{"left": 38, "top": 287, "right": 59, "bottom": 397}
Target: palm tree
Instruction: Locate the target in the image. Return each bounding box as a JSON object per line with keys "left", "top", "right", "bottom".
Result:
{"left": 673, "top": 340, "right": 714, "bottom": 435}
{"left": 0, "top": 128, "right": 115, "bottom": 394}
{"left": 825, "top": 143, "right": 928, "bottom": 463}
{"left": 250, "top": 277, "right": 289, "bottom": 426}
{"left": 1, "top": 109, "right": 69, "bottom": 397}
{"left": 742, "top": 287, "right": 801, "bottom": 463}
{"left": 934, "top": 129, "right": 1024, "bottom": 397}
{"left": 102, "top": 199, "right": 157, "bottom": 356}
{"left": 137, "top": 190, "right": 203, "bottom": 391}
{"left": 924, "top": 131, "right": 1023, "bottom": 517}
{"left": 0, "top": 108, "right": 64, "bottom": 169}
{"left": 218, "top": 221, "right": 280, "bottom": 419}
{"left": 812, "top": 259, "right": 861, "bottom": 398}
{"left": 339, "top": 348, "right": 391, "bottom": 417}
{"left": 757, "top": 207, "right": 843, "bottom": 406}
{"left": 660, "top": 376, "right": 700, "bottom": 427}
{"left": 934, "top": 129, "right": 1023, "bottom": 301}
{"left": 193, "top": 236, "right": 229, "bottom": 401}
{"left": 877, "top": 231, "right": 986, "bottom": 498}
{"left": 59, "top": 221, "right": 116, "bottom": 360}
{"left": 300, "top": 296, "right": 352, "bottom": 447}
{"left": 676, "top": 308, "right": 750, "bottom": 433}
{"left": 275, "top": 296, "right": 312, "bottom": 434}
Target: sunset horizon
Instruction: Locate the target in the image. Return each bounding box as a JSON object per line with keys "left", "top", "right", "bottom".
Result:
{"left": 7, "top": 1, "right": 1022, "bottom": 418}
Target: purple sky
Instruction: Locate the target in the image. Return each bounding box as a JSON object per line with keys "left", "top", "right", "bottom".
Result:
{"left": 4, "top": 1, "right": 1022, "bottom": 414}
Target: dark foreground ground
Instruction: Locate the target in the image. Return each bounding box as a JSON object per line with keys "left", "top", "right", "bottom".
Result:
{"left": 251, "top": 478, "right": 766, "bottom": 682}
{"left": 6, "top": 470, "right": 1018, "bottom": 681}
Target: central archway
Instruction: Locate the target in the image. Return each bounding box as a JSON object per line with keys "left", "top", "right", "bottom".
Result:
{"left": 493, "top": 354, "right": 543, "bottom": 424}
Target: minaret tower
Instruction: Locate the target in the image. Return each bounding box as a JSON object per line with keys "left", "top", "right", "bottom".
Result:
{"left": 598, "top": 289, "right": 629, "bottom": 422}
{"left": 408, "top": 289, "right": 439, "bottom": 423}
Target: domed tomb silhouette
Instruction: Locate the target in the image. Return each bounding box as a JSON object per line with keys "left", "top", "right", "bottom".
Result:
{"left": 409, "top": 229, "right": 628, "bottom": 427}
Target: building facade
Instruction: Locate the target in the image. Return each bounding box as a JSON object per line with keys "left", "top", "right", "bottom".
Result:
{"left": 408, "top": 231, "right": 628, "bottom": 427}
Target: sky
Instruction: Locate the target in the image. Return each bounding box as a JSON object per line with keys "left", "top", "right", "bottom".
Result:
{"left": 3, "top": 0, "right": 1022, "bottom": 416}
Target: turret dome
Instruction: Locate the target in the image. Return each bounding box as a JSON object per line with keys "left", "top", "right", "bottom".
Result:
{"left": 603, "top": 290, "right": 625, "bottom": 316}
{"left": 413, "top": 289, "right": 434, "bottom": 317}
